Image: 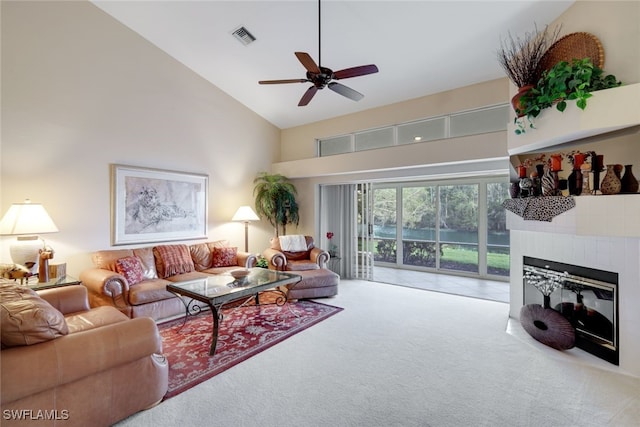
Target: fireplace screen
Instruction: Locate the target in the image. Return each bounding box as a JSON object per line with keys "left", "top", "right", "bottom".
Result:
{"left": 523, "top": 257, "right": 618, "bottom": 365}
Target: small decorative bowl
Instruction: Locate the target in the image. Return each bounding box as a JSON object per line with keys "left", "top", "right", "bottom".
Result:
{"left": 230, "top": 269, "right": 250, "bottom": 280}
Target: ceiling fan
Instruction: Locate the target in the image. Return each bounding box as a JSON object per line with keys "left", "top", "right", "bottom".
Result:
{"left": 258, "top": 0, "right": 379, "bottom": 106}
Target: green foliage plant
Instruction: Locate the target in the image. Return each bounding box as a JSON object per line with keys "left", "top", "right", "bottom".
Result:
{"left": 514, "top": 58, "right": 621, "bottom": 134}
{"left": 253, "top": 172, "right": 299, "bottom": 237}
{"left": 255, "top": 255, "right": 268, "bottom": 269}
{"left": 403, "top": 241, "right": 442, "bottom": 266}
{"left": 375, "top": 239, "right": 396, "bottom": 263}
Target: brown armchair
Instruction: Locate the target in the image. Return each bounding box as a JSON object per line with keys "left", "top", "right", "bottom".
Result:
{"left": 263, "top": 235, "right": 330, "bottom": 271}
{"left": 1, "top": 283, "right": 168, "bottom": 426}
{"left": 262, "top": 235, "right": 338, "bottom": 300}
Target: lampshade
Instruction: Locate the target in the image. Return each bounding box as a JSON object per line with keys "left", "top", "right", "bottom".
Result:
{"left": 232, "top": 206, "right": 259, "bottom": 222}
{"left": 0, "top": 200, "right": 59, "bottom": 235}
{"left": 0, "top": 200, "right": 59, "bottom": 273}
{"left": 232, "top": 206, "right": 259, "bottom": 253}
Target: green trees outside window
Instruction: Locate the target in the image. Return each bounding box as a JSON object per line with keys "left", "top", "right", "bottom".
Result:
{"left": 370, "top": 180, "right": 510, "bottom": 278}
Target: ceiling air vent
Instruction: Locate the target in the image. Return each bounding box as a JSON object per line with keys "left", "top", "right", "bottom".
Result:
{"left": 232, "top": 26, "right": 256, "bottom": 46}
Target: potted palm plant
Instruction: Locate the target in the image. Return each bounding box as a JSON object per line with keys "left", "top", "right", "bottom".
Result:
{"left": 253, "top": 172, "right": 299, "bottom": 237}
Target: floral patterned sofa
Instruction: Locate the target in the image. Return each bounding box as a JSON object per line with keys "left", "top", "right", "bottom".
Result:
{"left": 79, "top": 240, "right": 255, "bottom": 321}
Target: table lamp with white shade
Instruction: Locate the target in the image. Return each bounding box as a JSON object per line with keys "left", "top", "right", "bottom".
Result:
{"left": 0, "top": 199, "right": 59, "bottom": 282}
{"left": 232, "top": 206, "right": 259, "bottom": 252}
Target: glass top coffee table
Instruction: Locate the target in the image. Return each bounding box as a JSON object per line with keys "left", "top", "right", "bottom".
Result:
{"left": 167, "top": 268, "right": 301, "bottom": 356}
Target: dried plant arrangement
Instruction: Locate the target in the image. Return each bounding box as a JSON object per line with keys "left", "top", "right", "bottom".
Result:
{"left": 497, "top": 24, "right": 562, "bottom": 88}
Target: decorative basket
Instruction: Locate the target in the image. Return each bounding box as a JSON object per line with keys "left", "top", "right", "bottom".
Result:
{"left": 534, "top": 32, "right": 605, "bottom": 82}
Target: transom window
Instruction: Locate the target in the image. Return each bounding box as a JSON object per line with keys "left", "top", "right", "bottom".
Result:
{"left": 318, "top": 104, "right": 509, "bottom": 157}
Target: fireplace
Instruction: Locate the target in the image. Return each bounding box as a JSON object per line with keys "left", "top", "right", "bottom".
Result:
{"left": 523, "top": 256, "right": 619, "bottom": 365}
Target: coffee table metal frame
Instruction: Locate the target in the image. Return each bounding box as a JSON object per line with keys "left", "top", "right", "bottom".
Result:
{"left": 166, "top": 268, "right": 301, "bottom": 356}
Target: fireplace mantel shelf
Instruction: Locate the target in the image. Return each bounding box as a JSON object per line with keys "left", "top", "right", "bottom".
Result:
{"left": 506, "top": 193, "right": 640, "bottom": 238}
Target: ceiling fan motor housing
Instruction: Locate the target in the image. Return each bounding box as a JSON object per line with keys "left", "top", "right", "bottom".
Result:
{"left": 307, "top": 67, "right": 334, "bottom": 88}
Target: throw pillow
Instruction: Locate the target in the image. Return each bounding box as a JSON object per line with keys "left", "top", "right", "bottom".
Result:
{"left": 115, "top": 256, "right": 145, "bottom": 285}
{"left": 153, "top": 244, "right": 195, "bottom": 278}
{"left": 208, "top": 239, "right": 230, "bottom": 249}
{"left": 0, "top": 283, "right": 69, "bottom": 347}
{"left": 190, "top": 243, "right": 212, "bottom": 271}
{"left": 211, "top": 247, "right": 238, "bottom": 267}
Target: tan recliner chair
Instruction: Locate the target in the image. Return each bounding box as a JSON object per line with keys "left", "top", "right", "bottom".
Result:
{"left": 263, "top": 235, "right": 339, "bottom": 299}
{"left": 263, "top": 235, "right": 329, "bottom": 271}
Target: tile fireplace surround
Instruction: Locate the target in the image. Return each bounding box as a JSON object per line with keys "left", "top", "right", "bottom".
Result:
{"left": 507, "top": 84, "right": 640, "bottom": 378}
{"left": 508, "top": 204, "right": 640, "bottom": 378}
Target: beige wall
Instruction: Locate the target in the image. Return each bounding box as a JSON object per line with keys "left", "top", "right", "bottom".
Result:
{"left": 550, "top": 0, "right": 639, "bottom": 86}
{"left": 0, "top": 1, "right": 281, "bottom": 275}
{"left": 279, "top": 78, "right": 509, "bottom": 163}
{"left": 277, "top": 0, "right": 640, "bottom": 237}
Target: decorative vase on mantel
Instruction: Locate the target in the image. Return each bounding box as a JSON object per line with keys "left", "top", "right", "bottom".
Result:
{"left": 613, "top": 164, "right": 624, "bottom": 180}
{"left": 568, "top": 169, "right": 582, "bottom": 196}
{"left": 600, "top": 164, "right": 622, "bottom": 195}
{"left": 535, "top": 164, "right": 545, "bottom": 196}
{"left": 541, "top": 166, "right": 557, "bottom": 196}
{"left": 510, "top": 181, "right": 520, "bottom": 198}
{"left": 621, "top": 165, "right": 639, "bottom": 193}
{"left": 568, "top": 153, "right": 585, "bottom": 196}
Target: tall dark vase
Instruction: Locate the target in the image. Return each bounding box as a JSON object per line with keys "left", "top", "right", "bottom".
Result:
{"left": 568, "top": 169, "right": 582, "bottom": 195}
{"left": 535, "top": 164, "right": 545, "bottom": 196}
{"left": 621, "top": 165, "right": 639, "bottom": 193}
{"left": 510, "top": 181, "right": 520, "bottom": 198}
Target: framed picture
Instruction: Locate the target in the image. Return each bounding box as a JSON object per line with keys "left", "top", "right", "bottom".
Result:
{"left": 111, "top": 164, "right": 208, "bottom": 245}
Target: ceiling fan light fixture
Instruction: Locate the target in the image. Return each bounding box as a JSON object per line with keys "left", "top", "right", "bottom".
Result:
{"left": 231, "top": 26, "right": 256, "bottom": 46}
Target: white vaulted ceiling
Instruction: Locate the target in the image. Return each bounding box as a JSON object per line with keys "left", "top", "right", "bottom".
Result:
{"left": 92, "top": 0, "right": 574, "bottom": 129}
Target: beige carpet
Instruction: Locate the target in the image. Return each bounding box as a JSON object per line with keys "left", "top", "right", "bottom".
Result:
{"left": 115, "top": 279, "right": 640, "bottom": 427}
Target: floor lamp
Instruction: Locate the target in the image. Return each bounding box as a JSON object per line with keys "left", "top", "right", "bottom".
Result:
{"left": 232, "top": 206, "right": 259, "bottom": 252}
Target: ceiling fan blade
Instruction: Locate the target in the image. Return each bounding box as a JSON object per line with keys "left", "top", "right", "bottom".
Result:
{"left": 333, "top": 64, "right": 379, "bottom": 80}
{"left": 328, "top": 82, "right": 364, "bottom": 101}
{"left": 295, "top": 52, "right": 321, "bottom": 74}
{"left": 298, "top": 86, "right": 318, "bottom": 106}
{"left": 259, "top": 79, "right": 308, "bottom": 85}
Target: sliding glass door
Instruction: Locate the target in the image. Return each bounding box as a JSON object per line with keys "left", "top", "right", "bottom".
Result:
{"left": 401, "top": 185, "right": 437, "bottom": 268}
{"left": 371, "top": 187, "right": 396, "bottom": 264}
{"left": 486, "top": 182, "right": 510, "bottom": 276}
{"left": 355, "top": 183, "right": 374, "bottom": 280}
{"left": 370, "top": 178, "right": 509, "bottom": 279}
{"left": 319, "top": 178, "right": 509, "bottom": 280}
{"left": 438, "top": 183, "right": 479, "bottom": 273}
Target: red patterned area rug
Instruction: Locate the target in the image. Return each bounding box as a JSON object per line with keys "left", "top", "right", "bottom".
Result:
{"left": 159, "top": 300, "right": 343, "bottom": 399}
